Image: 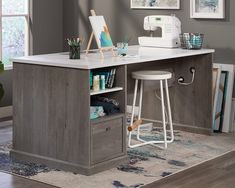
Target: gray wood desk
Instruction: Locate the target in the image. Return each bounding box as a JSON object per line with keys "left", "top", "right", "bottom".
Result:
{"left": 11, "top": 46, "right": 214, "bottom": 175}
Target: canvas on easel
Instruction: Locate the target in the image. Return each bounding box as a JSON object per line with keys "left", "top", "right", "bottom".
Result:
{"left": 89, "top": 16, "right": 113, "bottom": 49}
{"left": 86, "top": 10, "right": 115, "bottom": 58}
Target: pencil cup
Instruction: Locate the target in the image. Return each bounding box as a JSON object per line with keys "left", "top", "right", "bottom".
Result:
{"left": 69, "top": 45, "right": 80, "bottom": 59}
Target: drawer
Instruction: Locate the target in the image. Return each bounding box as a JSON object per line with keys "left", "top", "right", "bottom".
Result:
{"left": 91, "top": 115, "right": 124, "bottom": 164}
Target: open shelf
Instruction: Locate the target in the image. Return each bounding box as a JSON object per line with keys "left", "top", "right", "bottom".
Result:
{"left": 90, "top": 87, "right": 123, "bottom": 96}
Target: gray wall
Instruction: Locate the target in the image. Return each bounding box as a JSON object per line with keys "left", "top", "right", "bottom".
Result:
{"left": 0, "top": 0, "right": 63, "bottom": 107}
{"left": 1, "top": 0, "right": 235, "bottom": 107}
{"left": 63, "top": 0, "right": 235, "bottom": 64}
{"left": 30, "top": 0, "right": 63, "bottom": 55}
{"left": 177, "top": 0, "right": 235, "bottom": 64}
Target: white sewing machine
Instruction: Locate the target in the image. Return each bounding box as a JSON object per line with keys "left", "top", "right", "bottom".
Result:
{"left": 138, "top": 15, "right": 181, "bottom": 48}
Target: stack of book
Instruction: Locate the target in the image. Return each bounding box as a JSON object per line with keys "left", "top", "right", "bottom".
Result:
{"left": 105, "top": 68, "right": 116, "bottom": 88}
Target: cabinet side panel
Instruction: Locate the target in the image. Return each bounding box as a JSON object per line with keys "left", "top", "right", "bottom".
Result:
{"left": 13, "top": 63, "right": 34, "bottom": 152}
{"left": 13, "top": 63, "right": 90, "bottom": 166}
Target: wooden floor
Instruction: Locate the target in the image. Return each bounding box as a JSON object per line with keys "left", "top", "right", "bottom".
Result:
{"left": 0, "top": 171, "right": 58, "bottom": 188}
{"left": 1, "top": 152, "right": 235, "bottom": 188}
{"left": 145, "top": 150, "right": 235, "bottom": 188}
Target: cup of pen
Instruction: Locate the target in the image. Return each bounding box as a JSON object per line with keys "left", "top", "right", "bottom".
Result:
{"left": 67, "top": 37, "right": 82, "bottom": 59}
{"left": 69, "top": 45, "right": 80, "bottom": 59}
{"left": 117, "top": 42, "right": 128, "bottom": 56}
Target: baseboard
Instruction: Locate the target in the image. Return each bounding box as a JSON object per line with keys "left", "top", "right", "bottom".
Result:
{"left": 10, "top": 150, "right": 128, "bottom": 176}
{"left": 126, "top": 105, "right": 211, "bottom": 135}
{"left": 173, "top": 123, "right": 212, "bottom": 135}
{"left": 0, "top": 106, "right": 12, "bottom": 119}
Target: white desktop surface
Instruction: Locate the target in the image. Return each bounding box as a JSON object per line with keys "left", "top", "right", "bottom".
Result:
{"left": 11, "top": 45, "right": 215, "bottom": 70}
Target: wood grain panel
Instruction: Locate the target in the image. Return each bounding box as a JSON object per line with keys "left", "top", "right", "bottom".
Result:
{"left": 12, "top": 63, "right": 127, "bottom": 175}
{"left": 13, "top": 63, "right": 90, "bottom": 166}
{"left": 92, "top": 116, "right": 123, "bottom": 164}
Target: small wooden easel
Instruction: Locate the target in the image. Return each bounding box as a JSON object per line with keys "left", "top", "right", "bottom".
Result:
{"left": 86, "top": 10, "right": 116, "bottom": 59}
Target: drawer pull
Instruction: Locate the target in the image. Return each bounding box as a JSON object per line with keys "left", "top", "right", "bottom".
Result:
{"left": 106, "top": 127, "right": 111, "bottom": 132}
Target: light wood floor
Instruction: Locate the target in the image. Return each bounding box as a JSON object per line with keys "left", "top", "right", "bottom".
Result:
{"left": 144, "top": 150, "right": 235, "bottom": 188}
{"left": 0, "top": 171, "right": 58, "bottom": 188}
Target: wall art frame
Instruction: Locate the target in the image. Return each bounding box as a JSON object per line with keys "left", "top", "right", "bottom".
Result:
{"left": 131, "top": 0, "right": 180, "bottom": 9}
{"left": 190, "top": 0, "right": 225, "bottom": 19}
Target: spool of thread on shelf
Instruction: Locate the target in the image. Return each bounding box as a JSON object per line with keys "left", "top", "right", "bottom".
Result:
{"left": 93, "top": 75, "right": 100, "bottom": 91}
{"left": 100, "top": 75, "right": 106, "bottom": 90}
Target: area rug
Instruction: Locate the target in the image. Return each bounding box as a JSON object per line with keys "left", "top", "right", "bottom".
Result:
{"left": 0, "top": 142, "right": 52, "bottom": 176}
{"left": 1, "top": 129, "right": 235, "bottom": 188}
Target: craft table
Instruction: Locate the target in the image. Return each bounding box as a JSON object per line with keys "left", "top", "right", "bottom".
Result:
{"left": 11, "top": 45, "right": 214, "bottom": 175}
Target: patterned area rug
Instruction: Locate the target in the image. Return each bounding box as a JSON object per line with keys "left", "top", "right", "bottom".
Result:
{"left": 1, "top": 130, "right": 235, "bottom": 188}
{"left": 0, "top": 142, "right": 52, "bottom": 176}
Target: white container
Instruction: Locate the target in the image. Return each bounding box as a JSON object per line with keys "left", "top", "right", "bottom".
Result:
{"left": 93, "top": 75, "right": 100, "bottom": 92}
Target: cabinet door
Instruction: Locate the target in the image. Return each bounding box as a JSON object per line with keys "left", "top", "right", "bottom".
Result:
{"left": 91, "top": 116, "right": 124, "bottom": 164}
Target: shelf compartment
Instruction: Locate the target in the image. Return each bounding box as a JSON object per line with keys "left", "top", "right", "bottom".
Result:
{"left": 90, "top": 87, "right": 123, "bottom": 96}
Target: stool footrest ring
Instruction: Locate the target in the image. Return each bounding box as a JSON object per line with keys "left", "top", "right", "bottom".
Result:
{"left": 128, "top": 119, "right": 142, "bottom": 132}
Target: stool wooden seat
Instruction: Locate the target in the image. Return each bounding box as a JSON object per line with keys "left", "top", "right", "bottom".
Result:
{"left": 128, "top": 70, "right": 174, "bottom": 149}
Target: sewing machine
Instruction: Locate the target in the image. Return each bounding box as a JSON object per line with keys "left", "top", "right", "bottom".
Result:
{"left": 138, "top": 15, "right": 181, "bottom": 48}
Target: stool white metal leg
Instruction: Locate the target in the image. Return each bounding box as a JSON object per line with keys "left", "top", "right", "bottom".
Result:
{"left": 160, "top": 80, "right": 167, "bottom": 149}
{"left": 130, "top": 79, "right": 139, "bottom": 126}
{"left": 128, "top": 71, "right": 174, "bottom": 149}
{"left": 137, "top": 80, "right": 144, "bottom": 140}
{"left": 128, "top": 79, "right": 138, "bottom": 148}
{"left": 165, "top": 79, "right": 174, "bottom": 142}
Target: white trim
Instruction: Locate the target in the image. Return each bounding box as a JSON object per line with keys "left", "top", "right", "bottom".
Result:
{"left": 0, "top": 0, "right": 30, "bottom": 64}
{"left": 190, "top": 0, "right": 225, "bottom": 19}
{"left": 0, "top": 0, "right": 2, "bottom": 61}
{"left": 130, "top": 0, "right": 180, "bottom": 9}
{"left": 25, "top": 14, "right": 29, "bottom": 56}
{"left": 25, "top": 0, "right": 30, "bottom": 56}
{"left": 3, "top": 64, "right": 13, "bottom": 70}
{"left": 2, "top": 14, "right": 29, "bottom": 17}
{"left": 0, "top": 106, "right": 12, "bottom": 118}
